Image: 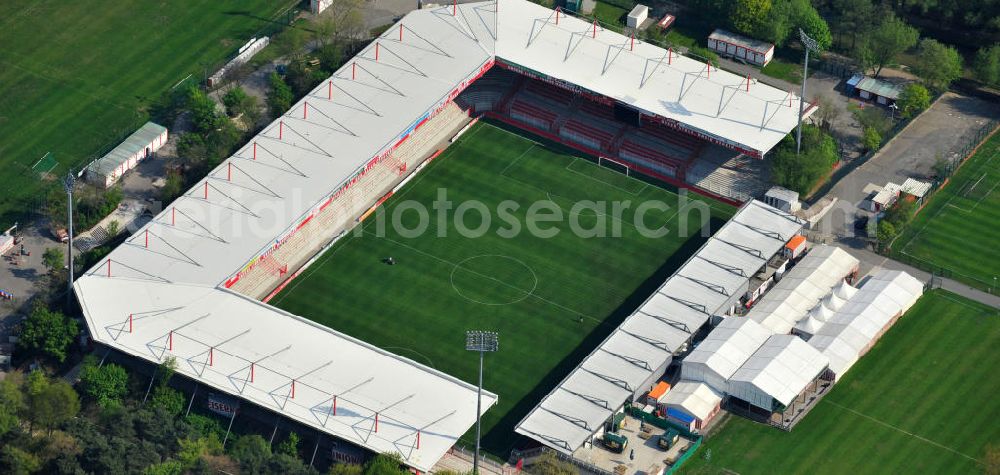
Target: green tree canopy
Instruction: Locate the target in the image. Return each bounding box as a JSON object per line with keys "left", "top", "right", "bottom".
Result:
{"left": 268, "top": 72, "right": 294, "bottom": 118}
{"left": 229, "top": 434, "right": 272, "bottom": 474}
{"left": 769, "top": 125, "right": 839, "bottom": 195}
{"left": 186, "top": 86, "right": 224, "bottom": 134}
{"left": 0, "top": 372, "right": 25, "bottom": 438}
{"left": 855, "top": 14, "right": 919, "bottom": 77}
{"left": 78, "top": 358, "right": 129, "bottom": 407}
{"left": 730, "top": 0, "right": 772, "bottom": 37}
{"left": 17, "top": 305, "right": 78, "bottom": 363}
{"left": 42, "top": 247, "right": 64, "bottom": 274}
{"left": 896, "top": 83, "right": 931, "bottom": 118}
{"left": 862, "top": 126, "right": 882, "bottom": 152}
{"left": 973, "top": 44, "right": 1000, "bottom": 87}
{"left": 913, "top": 38, "right": 964, "bottom": 90}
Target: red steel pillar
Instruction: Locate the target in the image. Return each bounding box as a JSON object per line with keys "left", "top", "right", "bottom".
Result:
{"left": 250, "top": 363, "right": 255, "bottom": 383}
{"left": 129, "top": 313, "right": 133, "bottom": 333}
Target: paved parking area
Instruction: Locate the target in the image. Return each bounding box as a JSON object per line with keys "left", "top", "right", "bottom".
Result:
{"left": 818, "top": 92, "right": 1000, "bottom": 237}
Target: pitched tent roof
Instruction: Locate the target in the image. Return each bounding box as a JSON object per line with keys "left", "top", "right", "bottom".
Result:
{"left": 809, "top": 270, "right": 923, "bottom": 377}
{"left": 681, "top": 317, "right": 771, "bottom": 393}
{"left": 855, "top": 76, "right": 905, "bottom": 100}
{"left": 729, "top": 334, "right": 829, "bottom": 408}
{"left": 748, "top": 246, "right": 859, "bottom": 333}
{"left": 661, "top": 380, "right": 722, "bottom": 421}
{"left": 516, "top": 200, "right": 804, "bottom": 454}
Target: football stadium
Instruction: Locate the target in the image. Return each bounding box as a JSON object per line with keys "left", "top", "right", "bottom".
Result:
{"left": 71, "top": 0, "right": 932, "bottom": 472}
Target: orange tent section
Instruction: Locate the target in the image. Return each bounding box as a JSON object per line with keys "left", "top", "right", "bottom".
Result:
{"left": 648, "top": 381, "right": 671, "bottom": 401}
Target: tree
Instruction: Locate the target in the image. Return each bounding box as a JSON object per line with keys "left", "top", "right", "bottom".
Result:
{"left": 42, "top": 247, "right": 64, "bottom": 275}
{"left": 912, "top": 38, "right": 964, "bottom": 90}
{"left": 186, "top": 87, "right": 224, "bottom": 134}
{"left": 106, "top": 220, "right": 120, "bottom": 237}
{"left": 730, "top": 0, "right": 772, "bottom": 37}
{"left": 896, "top": 83, "right": 931, "bottom": 118}
{"left": 792, "top": 0, "right": 831, "bottom": 50}
{"left": 78, "top": 357, "right": 129, "bottom": 407}
{"left": 862, "top": 126, "right": 882, "bottom": 152}
{"left": 329, "top": 462, "right": 365, "bottom": 475}
{"left": 814, "top": 95, "right": 841, "bottom": 131}
{"left": 17, "top": 305, "right": 78, "bottom": 363}
{"left": 876, "top": 219, "right": 897, "bottom": 244}
{"left": 325, "top": 0, "right": 367, "bottom": 51}
{"left": 831, "top": 0, "right": 877, "bottom": 50}
{"left": 149, "top": 386, "right": 185, "bottom": 416}
{"left": 769, "top": 125, "right": 838, "bottom": 194}
{"left": 363, "top": 453, "right": 407, "bottom": 475}
{"left": 855, "top": 14, "right": 918, "bottom": 77}
{"left": 222, "top": 87, "right": 250, "bottom": 118}
{"left": 525, "top": 450, "right": 576, "bottom": 475}
{"left": 0, "top": 372, "right": 25, "bottom": 438}
{"left": 26, "top": 375, "right": 79, "bottom": 435}
{"left": 755, "top": 0, "right": 793, "bottom": 45}
{"left": 973, "top": 44, "right": 1000, "bottom": 87}
{"left": 229, "top": 434, "right": 271, "bottom": 474}
{"left": 268, "top": 72, "right": 294, "bottom": 118}
{"left": 177, "top": 434, "right": 223, "bottom": 470}
{"left": 1, "top": 446, "right": 42, "bottom": 475}
{"left": 277, "top": 432, "right": 300, "bottom": 457}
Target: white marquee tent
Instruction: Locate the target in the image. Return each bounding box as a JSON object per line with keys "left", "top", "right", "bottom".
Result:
{"left": 728, "top": 334, "right": 829, "bottom": 411}
{"left": 681, "top": 317, "right": 771, "bottom": 395}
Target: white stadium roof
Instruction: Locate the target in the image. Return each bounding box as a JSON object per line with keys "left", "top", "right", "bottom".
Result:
{"left": 748, "top": 246, "right": 859, "bottom": 334}
{"left": 515, "top": 200, "right": 804, "bottom": 454}
{"left": 729, "top": 334, "right": 829, "bottom": 409}
{"left": 73, "top": 1, "right": 811, "bottom": 467}
{"left": 496, "top": 0, "right": 813, "bottom": 157}
{"left": 809, "top": 270, "right": 923, "bottom": 378}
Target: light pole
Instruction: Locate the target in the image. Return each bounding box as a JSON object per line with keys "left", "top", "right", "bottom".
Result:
{"left": 64, "top": 172, "right": 76, "bottom": 309}
{"left": 465, "top": 330, "right": 498, "bottom": 475}
{"left": 796, "top": 28, "right": 820, "bottom": 156}
{"left": 889, "top": 103, "right": 899, "bottom": 121}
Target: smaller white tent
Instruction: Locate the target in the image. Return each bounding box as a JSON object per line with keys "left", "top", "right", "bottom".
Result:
{"left": 808, "top": 303, "right": 834, "bottom": 322}
{"left": 822, "top": 292, "right": 846, "bottom": 311}
{"left": 661, "top": 380, "right": 723, "bottom": 428}
{"left": 794, "top": 315, "right": 824, "bottom": 337}
{"left": 834, "top": 281, "right": 858, "bottom": 300}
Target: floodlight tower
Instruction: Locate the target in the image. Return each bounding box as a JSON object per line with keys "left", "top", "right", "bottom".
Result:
{"left": 465, "top": 330, "right": 498, "bottom": 475}
{"left": 796, "top": 28, "right": 820, "bottom": 156}
{"left": 64, "top": 171, "right": 76, "bottom": 308}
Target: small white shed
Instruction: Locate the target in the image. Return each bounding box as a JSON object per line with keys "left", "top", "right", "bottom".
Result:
{"left": 627, "top": 5, "right": 649, "bottom": 29}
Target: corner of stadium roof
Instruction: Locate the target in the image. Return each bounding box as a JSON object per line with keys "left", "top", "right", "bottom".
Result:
{"left": 493, "top": 0, "right": 814, "bottom": 157}
{"left": 514, "top": 200, "right": 804, "bottom": 454}
{"left": 72, "top": 3, "right": 501, "bottom": 471}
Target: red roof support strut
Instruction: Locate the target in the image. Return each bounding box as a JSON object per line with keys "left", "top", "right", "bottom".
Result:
{"left": 168, "top": 331, "right": 173, "bottom": 351}
{"left": 375, "top": 412, "right": 379, "bottom": 432}
{"left": 328, "top": 80, "right": 332, "bottom": 100}
{"left": 279, "top": 121, "right": 284, "bottom": 140}
{"left": 250, "top": 362, "right": 255, "bottom": 383}
{"left": 129, "top": 313, "right": 133, "bottom": 333}
{"left": 668, "top": 47, "right": 672, "bottom": 65}
{"left": 399, "top": 24, "right": 403, "bottom": 42}
{"left": 332, "top": 395, "right": 337, "bottom": 415}
{"left": 556, "top": 7, "right": 560, "bottom": 24}
{"left": 375, "top": 42, "right": 379, "bottom": 61}
{"left": 145, "top": 230, "right": 149, "bottom": 248}
{"left": 593, "top": 20, "right": 597, "bottom": 38}
{"left": 252, "top": 142, "right": 257, "bottom": 160}
{"left": 453, "top": 0, "right": 456, "bottom": 16}
{"left": 171, "top": 207, "right": 175, "bottom": 226}
{"left": 303, "top": 102, "right": 308, "bottom": 119}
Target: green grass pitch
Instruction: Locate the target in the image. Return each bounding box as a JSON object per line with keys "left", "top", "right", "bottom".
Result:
{"left": 271, "top": 123, "right": 735, "bottom": 454}
{"left": 682, "top": 290, "right": 1000, "bottom": 474}
{"left": 0, "top": 0, "right": 297, "bottom": 221}
{"left": 895, "top": 131, "right": 1000, "bottom": 290}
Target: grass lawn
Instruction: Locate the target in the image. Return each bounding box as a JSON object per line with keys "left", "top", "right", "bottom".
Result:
{"left": 682, "top": 290, "right": 1000, "bottom": 474}
{"left": 894, "top": 130, "right": 1000, "bottom": 290}
{"left": 760, "top": 58, "right": 802, "bottom": 84}
{"left": 592, "top": 2, "right": 627, "bottom": 31}
{"left": 271, "top": 122, "right": 734, "bottom": 455}
{"left": 0, "top": 0, "right": 298, "bottom": 222}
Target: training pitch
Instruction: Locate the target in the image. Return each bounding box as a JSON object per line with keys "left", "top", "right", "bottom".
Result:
{"left": 0, "top": 0, "right": 297, "bottom": 221}
{"left": 271, "top": 123, "right": 734, "bottom": 454}
{"left": 682, "top": 290, "right": 1000, "bottom": 474}
{"left": 896, "top": 131, "right": 1000, "bottom": 290}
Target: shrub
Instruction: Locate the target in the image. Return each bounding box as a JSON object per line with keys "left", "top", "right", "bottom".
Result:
{"left": 862, "top": 126, "right": 882, "bottom": 152}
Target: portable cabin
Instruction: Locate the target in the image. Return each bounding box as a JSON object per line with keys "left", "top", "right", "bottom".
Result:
{"left": 708, "top": 29, "right": 774, "bottom": 66}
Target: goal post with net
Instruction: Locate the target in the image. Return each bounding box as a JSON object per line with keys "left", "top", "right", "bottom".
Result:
{"left": 598, "top": 156, "right": 631, "bottom": 177}
{"left": 31, "top": 152, "right": 58, "bottom": 178}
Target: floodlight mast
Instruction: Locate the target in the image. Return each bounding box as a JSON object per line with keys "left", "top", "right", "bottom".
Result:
{"left": 465, "top": 330, "right": 498, "bottom": 475}
{"left": 64, "top": 171, "right": 75, "bottom": 308}
{"left": 797, "top": 29, "right": 820, "bottom": 156}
